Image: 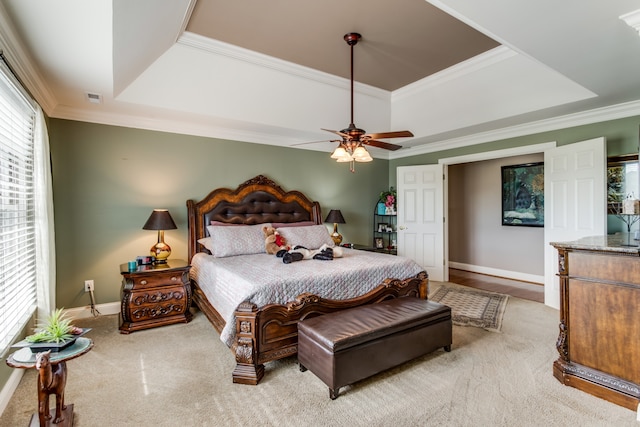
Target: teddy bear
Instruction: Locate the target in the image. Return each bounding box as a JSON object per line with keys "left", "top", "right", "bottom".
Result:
{"left": 263, "top": 226, "right": 289, "bottom": 255}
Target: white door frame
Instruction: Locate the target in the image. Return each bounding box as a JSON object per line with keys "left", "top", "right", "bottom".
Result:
{"left": 438, "top": 141, "right": 557, "bottom": 295}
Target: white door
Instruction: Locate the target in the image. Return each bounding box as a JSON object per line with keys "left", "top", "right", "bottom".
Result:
{"left": 544, "top": 137, "right": 606, "bottom": 309}
{"left": 397, "top": 164, "right": 446, "bottom": 282}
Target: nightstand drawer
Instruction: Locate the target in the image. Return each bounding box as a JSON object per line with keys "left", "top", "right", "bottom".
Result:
{"left": 128, "top": 285, "right": 187, "bottom": 321}
{"left": 130, "top": 285, "right": 186, "bottom": 308}
{"left": 123, "top": 272, "right": 184, "bottom": 290}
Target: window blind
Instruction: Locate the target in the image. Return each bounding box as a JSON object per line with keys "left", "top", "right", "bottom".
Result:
{"left": 0, "top": 57, "right": 37, "bottom": 354}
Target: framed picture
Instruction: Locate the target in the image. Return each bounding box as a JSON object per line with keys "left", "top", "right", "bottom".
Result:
{"left": 377, "top": 223, "right": 388, "bottom": 233}
{"left": 501, "top": 162, "right": 544, "bottom": 227}
{"left": 374, "top": 237, "right": 384, "bottom": 249}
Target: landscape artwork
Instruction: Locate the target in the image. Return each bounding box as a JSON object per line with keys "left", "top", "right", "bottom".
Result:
{"left": 501, "top": 162, "right": 544, "bottom": 227}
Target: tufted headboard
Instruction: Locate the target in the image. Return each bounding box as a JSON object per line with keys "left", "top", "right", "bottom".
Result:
{"left": 186, "top": 175, "right": 322, "bottom": 262}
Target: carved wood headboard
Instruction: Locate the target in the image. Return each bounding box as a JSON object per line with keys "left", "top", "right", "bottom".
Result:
{"left": 186, "top": 175, "right": 322, "bottom": 262}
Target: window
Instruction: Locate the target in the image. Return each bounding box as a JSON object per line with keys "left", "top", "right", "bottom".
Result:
{"left": 607, "top": 154, "right": 639, "bottom": 215}
{"left": 0, "top": 57, "right": 38, "bottom": 354}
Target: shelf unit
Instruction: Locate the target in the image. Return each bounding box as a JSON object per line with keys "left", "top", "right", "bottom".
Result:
{"left": 373, "top": 205, "right": 397, "bottom": 255}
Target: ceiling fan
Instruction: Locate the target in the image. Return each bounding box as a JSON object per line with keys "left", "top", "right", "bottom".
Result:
{"left": 322, "top": 33, "right": 414, "bottom": 171}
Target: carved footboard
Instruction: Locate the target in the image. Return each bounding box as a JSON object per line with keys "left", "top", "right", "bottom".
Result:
{"left": 232, "top": 271, "right": 428, "bottom": 385}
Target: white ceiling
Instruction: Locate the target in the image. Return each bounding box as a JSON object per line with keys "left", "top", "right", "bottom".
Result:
{"left": 1, "top": 0, "right": 640, "bottom": 159}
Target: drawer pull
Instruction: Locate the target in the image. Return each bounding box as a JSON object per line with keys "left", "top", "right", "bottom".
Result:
{"left": 140, "top": 280, "right": 147, "bottom": 285}
{"left": 171, "top": 276, "right": 177, "bottom": 281}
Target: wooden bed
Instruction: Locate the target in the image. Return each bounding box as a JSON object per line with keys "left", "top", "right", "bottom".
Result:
{"left": 187, "top": 175, "right": 428, "bottom": 385}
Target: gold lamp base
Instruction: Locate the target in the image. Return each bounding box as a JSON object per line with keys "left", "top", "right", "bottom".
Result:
{"left": 331, "top": 223, "right": 343, "bottom": 246}
{"left": 150, "top": 230, "right": 171, "bottom": 263}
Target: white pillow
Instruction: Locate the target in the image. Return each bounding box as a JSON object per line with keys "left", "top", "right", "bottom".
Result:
{"left": 278, "top": 225, "right": 335, "bottom": 250}
{"left": 205, "top": 223, "right": 271, "bottom": 257}
{"left": 197, "top": 237, "right": 214, "bottom": 253}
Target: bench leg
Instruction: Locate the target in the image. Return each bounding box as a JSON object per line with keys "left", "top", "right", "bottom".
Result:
{"left": 329, "top": 387, "right": 340, "bottom": 400}
{"left": 444, "top": 345, "right": 452, "bottom": 352}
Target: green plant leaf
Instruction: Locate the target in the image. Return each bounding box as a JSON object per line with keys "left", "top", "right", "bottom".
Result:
{"left": 25, "top": 308, "right": 75, "bottom": 343}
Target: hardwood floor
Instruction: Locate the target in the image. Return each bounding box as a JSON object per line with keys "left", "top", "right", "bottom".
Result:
{"left": 447, "top": 268, "right": 544, "bottom": 303}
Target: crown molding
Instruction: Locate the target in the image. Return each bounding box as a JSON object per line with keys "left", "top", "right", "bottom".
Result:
{"left": 390, "top": 99, "right": 640, "bottom": 159}
{"left": 49, "top": 103, "right": 393, "bottom": 159}
{"left": 392, "top": 46, "right": 515, "bottom": 102}
{"left": 53, "top": 97, "right": 640, "bottom": 163}
{"left": 177, "top": 31, "right": 390, "bottom": 102}
{"left": 177, "top": 0, "right": 198, "bottom": 40}
{"left": 620, "top": 9, "right": 640, "bottom": 35}
{"left": 0, "top": 2, "right": 57, "bottom": 114}
{"left": 49, "top": 104, "right": 319, "bottom": 147}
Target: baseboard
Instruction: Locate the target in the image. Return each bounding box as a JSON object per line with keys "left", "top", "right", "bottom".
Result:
{"left": 0, "top": 369, "right": 23, "bottom": 419}
{"left": 449, "top": 262, "right": 544, "bottom": 284}
{"left": 64, "top": 302, "right": 120, "bottom": 319}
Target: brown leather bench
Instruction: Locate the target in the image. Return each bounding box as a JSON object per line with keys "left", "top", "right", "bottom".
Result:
{"left": 298, "top": 297, "right": 452, "bottom": 399}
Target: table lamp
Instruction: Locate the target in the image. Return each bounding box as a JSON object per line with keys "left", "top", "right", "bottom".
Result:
{"left": 325, "top": 210, "right": 346, "bottom": 245}
{"left": 142, "top": 209, "right": 177, "bottom": 263}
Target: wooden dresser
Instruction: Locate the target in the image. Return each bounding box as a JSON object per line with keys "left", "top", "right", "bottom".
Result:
{"left": 551, "top": 235, "right": 639, "bottom": 411}
{"left": 119, "top": 259, "right": 192, "bottom": 334}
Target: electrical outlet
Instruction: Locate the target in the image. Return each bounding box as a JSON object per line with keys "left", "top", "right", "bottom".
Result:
{"left": 84, "top": 280, "right": 94, "bottom": 292}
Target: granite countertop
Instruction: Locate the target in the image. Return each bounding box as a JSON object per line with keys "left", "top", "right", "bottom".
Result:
{"left": 550, "top": 234, "right": 640, "bottom": 254}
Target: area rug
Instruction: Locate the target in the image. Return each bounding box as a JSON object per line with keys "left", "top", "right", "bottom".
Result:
{"left": 429, "top": 285, "right": 508, "bottom": 332}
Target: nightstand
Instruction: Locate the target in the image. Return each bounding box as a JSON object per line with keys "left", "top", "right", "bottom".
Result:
{"left": 119, "top": 259, "right": 192, "bottom": 334}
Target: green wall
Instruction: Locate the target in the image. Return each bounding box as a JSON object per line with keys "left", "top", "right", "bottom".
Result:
{"left": 389, "top": 116, "right": 640, "bottom": 185}
{"left": 49, "top": 115, "right": 640, "bottom": 309}
{"left": 48, "top": 119, "right": 390, "bottom": 308}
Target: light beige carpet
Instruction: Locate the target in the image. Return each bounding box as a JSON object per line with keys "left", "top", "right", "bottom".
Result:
{"left": 429, "top": 285, "right": 508, "bottom": 332}
{"left": 0, "top": 282, "right": 637, "bottom": 426}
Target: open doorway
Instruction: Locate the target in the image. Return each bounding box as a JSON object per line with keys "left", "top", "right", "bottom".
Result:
{"left": 439, "top": 142, "right": 555, "bottom": 301}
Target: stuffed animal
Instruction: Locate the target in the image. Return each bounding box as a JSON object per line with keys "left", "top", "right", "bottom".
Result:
{"left": 263, "top": 226, "right": 289, "bottom": 255}
{"left": 280, "top": 244, "right": 343, "bottom": 264}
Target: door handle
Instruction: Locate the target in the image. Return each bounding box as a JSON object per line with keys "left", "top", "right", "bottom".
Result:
{"left": 399, "top": 225, "right": 407, "bottom": 230}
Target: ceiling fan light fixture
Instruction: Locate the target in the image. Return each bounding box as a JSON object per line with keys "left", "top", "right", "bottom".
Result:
{"left": 336, "top": 153, "right": 353, "bottom": 162}
{"left": 331, "top": 146, "right": 350, "bottom": 160}
{"left": 352, "top": 146, "right": 372, "bottom": 162}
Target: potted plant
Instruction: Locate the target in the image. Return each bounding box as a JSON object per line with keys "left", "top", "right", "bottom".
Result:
{"left": 379, "top": 188, "right": 397, "bottom": 215}
{"left": 18, "top": 309, "right": 87, "bottom": 352}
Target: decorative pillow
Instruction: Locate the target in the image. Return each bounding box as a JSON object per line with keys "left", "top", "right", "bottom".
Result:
{"left": 278, "top": 225, "right": 335, "bottom": 250}
{"left": 271, "top": 221, "right": 316, "bottom": 228}
{"left": 206, "top": 223, "right": 271, "bottom": 257}
{"left": 197, "top": 237, "right": 214, "bottom": 253}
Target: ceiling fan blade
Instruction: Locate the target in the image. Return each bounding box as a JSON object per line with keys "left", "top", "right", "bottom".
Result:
{"left": 362, "top": 139, "right": 403, "bottom": 151}
{"left": 321, "top": 128, "right": 350, "bottom": 138}
{"left": 364, "top": 130, "right": 414, "bottom": 140}
{"left": 291, "top": 139, "right": 341, "bottom": 147}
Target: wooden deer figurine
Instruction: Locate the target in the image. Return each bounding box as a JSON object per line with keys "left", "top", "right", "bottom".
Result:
{"left": 35, "top": 350, "right": 67, "bottom": 426}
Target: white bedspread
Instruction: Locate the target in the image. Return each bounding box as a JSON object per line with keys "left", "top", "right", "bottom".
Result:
{"left": 190, "top": 248, "right": 425, "bottom": 347}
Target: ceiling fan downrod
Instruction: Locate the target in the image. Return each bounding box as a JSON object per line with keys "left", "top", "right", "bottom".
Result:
{"left": 344, "top": 32, "right": 361, "bottom": 131}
